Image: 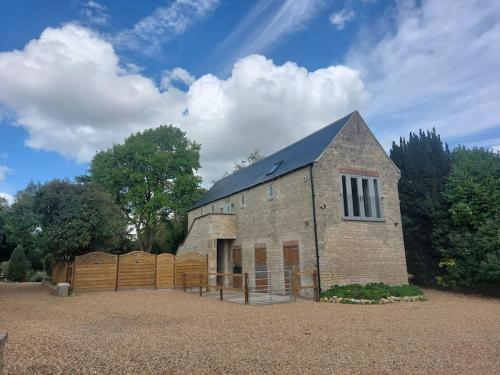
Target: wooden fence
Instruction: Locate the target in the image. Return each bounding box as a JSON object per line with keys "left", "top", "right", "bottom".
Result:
{"left": 69, "top": 251, "right": 207, "bottom": 293}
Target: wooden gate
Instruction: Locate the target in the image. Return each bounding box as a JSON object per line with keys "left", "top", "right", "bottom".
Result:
{"left": 156, "top": 253, "right": 175, "bottom": 288}
{"left": 73, "top": 252, "right": 118, "bottom": 292}
{"left": 175, "top": 252, "right": 207, "bottom": 287}
{"left": 117, "top": 251, "right": 156, "bottom": 290}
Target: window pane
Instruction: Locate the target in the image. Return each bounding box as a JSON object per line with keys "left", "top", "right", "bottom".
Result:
{"left": 362, "top": 179, "right": 372, "bottom": 217}
{"left": 351, "top": 177, "right": 360, "bottom": 216}
{"left": 342, "top": 176, "right": 349, "bottom": 216}
{"left": 374, "top": 179, "right": 381, "bottom": 218}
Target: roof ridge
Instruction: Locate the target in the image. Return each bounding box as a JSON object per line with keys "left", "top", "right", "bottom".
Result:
{"left": 213, "top": 111, "right": 356, "bottom": 183}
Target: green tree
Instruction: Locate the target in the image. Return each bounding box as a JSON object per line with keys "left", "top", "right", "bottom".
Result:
{"left": 4, "top": 182, "right": 46, "bottom": 269}
{"left": 6, "top": 245, "right": 28, "bottom": 282}
{"left": 438, "top": 147, "right": 500, "bottom": 289}
{"left": 234, "top": 150, "right": 265, "bottom": 171}
{"left": 34, "top": 180, "right": 129, "bottom": 261}
{"left": 89, "top": 125, "right": 203, "bottom": 252}
{"left": 390, "top": 129, "right": 451, "bottom": 285}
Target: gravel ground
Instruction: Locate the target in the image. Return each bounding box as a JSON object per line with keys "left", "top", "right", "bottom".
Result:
{"left": 1, "top": 283, "right": 499, "bottom": 374}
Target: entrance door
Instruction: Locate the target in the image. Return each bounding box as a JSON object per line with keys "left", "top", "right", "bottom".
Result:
{"left": 254, "top": 245, "right": 268, "bottom": 291}
{"left": 283, "top": 242, "right": 300, "bottom": 295}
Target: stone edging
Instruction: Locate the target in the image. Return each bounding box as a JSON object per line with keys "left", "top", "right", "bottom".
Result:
{"left": 320, "top": 295, "right": 425, "bottom": 304}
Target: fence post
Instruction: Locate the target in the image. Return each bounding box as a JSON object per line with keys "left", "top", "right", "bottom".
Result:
{"left": 154, "top": 254, "right": 158, "bottom": 289}
{"left": 173, "top": 259, "right": 176, "bottom": 289}
{"left": 72, "top": 257, "right": 77, "bottom": 291}
{"left": 244, "top": 272, "right": 249, "bottom": 305}
{"left": 312, "top": 270, "right": 319, "bottom": 302}
{"left": 291, "top": 271, "right": 297, "bottom": 302}
{"left": 220, "top": 287, "right": 223, "bottom": 301}
{"left": 115, "top": 255, "right": 120, "bottom": 292}
{"left": 205, "top": 254, "right": 209, "bottom": 292}
{"left": 183, "top": 273, "right": 186, "bottom": 292}
{"left": 199, "top": 273, "right": 203, "bottom": 297}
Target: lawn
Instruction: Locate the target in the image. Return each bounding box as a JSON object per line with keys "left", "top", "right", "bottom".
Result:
{"left": 1, "top": 283, "right": 499, "bottom": 374}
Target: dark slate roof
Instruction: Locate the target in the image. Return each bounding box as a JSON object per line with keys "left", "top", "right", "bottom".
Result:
{"left": 191, "top": 111, "right": 355, "bottom": 210}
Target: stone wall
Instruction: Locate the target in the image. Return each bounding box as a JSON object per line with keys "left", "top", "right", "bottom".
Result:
{"left": 313, "top": 112, "right": 408, "bottom": 288}
{"left": 186, "top": 168, "right": 318, "bottom": 289}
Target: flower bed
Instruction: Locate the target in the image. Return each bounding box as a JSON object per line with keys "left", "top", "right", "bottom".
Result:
{"left": 320, "top": 282, "right": 425, "bottom": 304}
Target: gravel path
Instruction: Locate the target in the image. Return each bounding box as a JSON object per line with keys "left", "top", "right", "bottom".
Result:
{"left": 1, "top": 283, "right": 499, "bottom": 374}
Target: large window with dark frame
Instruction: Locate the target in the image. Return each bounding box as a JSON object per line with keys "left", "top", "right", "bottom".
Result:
{"left": 341, "top": 175, "right": 382, "bottom": 219}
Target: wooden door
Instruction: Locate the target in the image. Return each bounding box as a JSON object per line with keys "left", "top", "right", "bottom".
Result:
{"left": 283, "top": 243, "right": 300, "bottom": 295}
{"left": 254, "top": 245, "right": 268, "bottom": 291}
{"left": 232, "top": 246, "right": 242, "bottom": 288}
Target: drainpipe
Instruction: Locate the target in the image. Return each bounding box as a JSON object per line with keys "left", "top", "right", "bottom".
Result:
{"left": 309, "top": 164, "right": 322, "bottom": 292}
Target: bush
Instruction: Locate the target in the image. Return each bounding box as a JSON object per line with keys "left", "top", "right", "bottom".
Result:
{"left": 27, "top": 269, "right": 45, "bottom": 282}
{"left": 6, "top": 245, "right": 29, "bottom": 282}
{"left": 0, "top": 261, "right": 9, "bottom": 277}
{"left": 321, "top": 282, "right": 423, "bottom": 301}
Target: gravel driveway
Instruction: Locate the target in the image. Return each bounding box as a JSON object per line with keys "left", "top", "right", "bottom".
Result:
{"left": 1, "top": 283, "right": 499, "bottom": 374}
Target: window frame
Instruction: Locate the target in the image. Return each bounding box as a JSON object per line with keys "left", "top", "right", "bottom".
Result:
{"left": 267, "top": 185, "right": 274, "bottom": 200}
{"left": 340, "top": 174, "right": 384, "bottom": 221}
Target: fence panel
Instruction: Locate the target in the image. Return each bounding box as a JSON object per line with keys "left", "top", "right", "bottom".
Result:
{"left": 156, "top": 253, "right": 175, "bottom": 288}
{"left": 117, "top": 251, "right": 156, "bottom": 290}
{"left": 52, "top": 262, "right": 70, "bottom": 284}
{"left": 175, "top": 252, "right": 207, "bottom": 287}
{"left": 73, "top": 252, "right": 117, "bottom": 292}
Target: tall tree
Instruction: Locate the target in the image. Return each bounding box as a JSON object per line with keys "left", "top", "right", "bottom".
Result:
{"left": 439, "top": 147, "right": 500, "bottom": 290}
{"left": 4, "top": 182, "right": 46, "bottom": 269}
{"left": 390, "top": 129, "right": 451, "bottom": 285}
{"left": 0, "top": 196, "right": 8, "bottom": 262}
{"left": 34, "top": 180, "right": 129, "bottom": 261}
{"left": 89, "top": 125, "right": 203, "bottom": 252}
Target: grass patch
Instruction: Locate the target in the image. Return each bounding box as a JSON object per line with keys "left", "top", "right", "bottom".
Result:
{"left": 321, "top": 282, "right": 423, "bottom": 301}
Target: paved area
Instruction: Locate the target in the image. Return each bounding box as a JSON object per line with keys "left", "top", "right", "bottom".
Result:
{"left": 1, "top": 283, "right": 499, "bottom": 374}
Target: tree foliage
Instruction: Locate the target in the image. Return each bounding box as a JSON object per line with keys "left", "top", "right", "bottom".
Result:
{"left": 438, "top": 147, "right": 500, "bottom": 289}
{"left": 233, "top": 150, "right": 265, "bottom": 171}
{"left": 390, "top": 129, "right": 451, "bottom": 285}
{"left": 89, "top": 125, "right": 203, "bottom": 252}
{"left": 34, "top": 180, "right": 129, "bottom": 261}
{"left": 6, "top": 245, "right": 28, "bottom": 282}
{"left": 0, "top": 197, "right": 8, "bottom": 262}
{"left": 4, "top": 182, "right": 46, "bottom": 269}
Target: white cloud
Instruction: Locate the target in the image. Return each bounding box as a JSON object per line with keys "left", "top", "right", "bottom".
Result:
{"left": 346, "top": 0, "right": 500, "bottom": 146}
{"left": 330, "top": 9, "right": 355, "bottom": 30}
{"left": 161, "top": 68, "right": 195, "bottom": 90}
{"left": 0, "top": 192, "right": 14, "bottom": 205}
{"left": 113, "top": 0, "right": 219, "bottom": 53}
{"left": 0, "top": 166, "right": 10, "bottom": 183}
{"left": 211, "top": 0, "right": 325, "bottom": 71}
{"left": 79, "top": 0, "right": 109, "bottom": 26}
{"left": 0, "top": 24, "right": 368, "bottom": 185}
{"left": 492, "top": 145, "right": 500, "bottom": 153}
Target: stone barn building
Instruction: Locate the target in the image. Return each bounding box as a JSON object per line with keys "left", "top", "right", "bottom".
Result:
{"left": 177, "top": 111, "right": 408, "bottom": 292}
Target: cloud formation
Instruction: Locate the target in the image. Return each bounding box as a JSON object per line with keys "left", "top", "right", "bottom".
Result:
{"left": 347, "top": 0, "right": 500, "bottom": 147}
{"left": 0, "top": 24, "right": 368, "bottom": 184}
{"left": 330, "top": 9, "right": 355, "bottom": 30}
{"left": 0, "top": 166, "right": 9, "bottom": 183}
{"left": 113, "top": 0, "right": 219, "bottom": 53}
{"left": 78, "top": 0, "right": 109, "bottom": 26}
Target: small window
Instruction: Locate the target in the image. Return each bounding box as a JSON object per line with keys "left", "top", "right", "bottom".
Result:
{"left": 341, "top": 175, "right": 382, "bottom": 220}
{"left": 240, "top": 194, "right": 245, "bottom": 207}
{"left": 211, "top": 204, "right": 214, "bottom": 213}
{"left": 267, "top": 185, "right": 273, "bottom": 200}
{"left": 223, "top": 200, "right": 231, "bottom": 213}
{"left": 266, "top": 160, "right": 283, "bottom": 175}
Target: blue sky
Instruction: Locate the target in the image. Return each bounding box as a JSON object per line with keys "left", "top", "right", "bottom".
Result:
{"left": 0, "top": 0, "right": 499, "bottom": 202}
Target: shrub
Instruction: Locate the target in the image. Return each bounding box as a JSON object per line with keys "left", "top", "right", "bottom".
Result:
{"left": 27, "top": 269, "right": 45, "bottom": 282}
{"left": 321, "top": 282, "right": 423, "bottom": 301}
{"left": 0, "top": 261, "right": 9, "bottom": 277}
{"left": 6, "top": 245, "right": 29, "bottom": 282}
